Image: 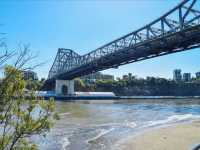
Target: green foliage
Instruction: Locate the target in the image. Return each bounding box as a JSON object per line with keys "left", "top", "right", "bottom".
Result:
{"left": 77, "top": 73, "right": 200, "bottom": 96}
{"left": 75, "top": 78, "right": 85, "bottom": 91}
{"left": 25, "top": 79, "right": 42, "bottom": 91}
{"left": 0, "top": 66, "right": 58, "bottom": 150}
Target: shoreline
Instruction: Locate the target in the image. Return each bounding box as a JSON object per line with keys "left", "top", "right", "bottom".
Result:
{"left": 116, "top": 121, "right": 200, "bottom": 150}
{"left": 40, "top": 94, "right": 200, "bottom": 101}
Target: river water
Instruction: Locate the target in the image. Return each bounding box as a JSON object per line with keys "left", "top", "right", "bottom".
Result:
{"left": 33, "top": 99, "right": 200, "bottom": 150}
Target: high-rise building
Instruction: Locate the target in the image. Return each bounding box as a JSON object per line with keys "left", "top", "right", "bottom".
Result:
{"left": 183, "top": 73, "right": 191, "bottom": 82}
{"left": 173, "top": 69, "right": 182, "bottom": 81}
{"left": 21, "top": 71, "right": 38, "bottom": 80}
{"left": 122, "top": 75, "right": 129, "bottom": 80}
{"left": 196, "top": 72, "right": 200, "bottom": 78}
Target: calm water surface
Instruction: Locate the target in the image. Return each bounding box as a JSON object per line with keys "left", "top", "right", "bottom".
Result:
{"left": 34, "top": 99, "right": 200, "bottom": 150}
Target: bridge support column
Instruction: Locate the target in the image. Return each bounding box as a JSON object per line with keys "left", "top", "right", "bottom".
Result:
{"left": 55, "top": 80, "right": 74, "bottom": 95}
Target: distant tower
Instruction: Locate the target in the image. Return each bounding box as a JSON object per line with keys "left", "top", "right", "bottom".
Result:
{"left": 173, "top": 69, "right": 182, "bottom": 81}
{"left": 183, "top": 73, "right": 191, "bottom": 82}
{"left": 196, "top": 72, "right": 200, "bottom": 79}
{"left": 21, "top": 70, "right": 38, "bottom": 80}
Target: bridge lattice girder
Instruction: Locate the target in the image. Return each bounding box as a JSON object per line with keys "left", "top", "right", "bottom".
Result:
{"left": 48, "top": 0, "right": 200, "bottom": 81}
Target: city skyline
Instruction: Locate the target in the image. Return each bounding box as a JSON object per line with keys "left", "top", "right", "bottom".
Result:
{"left": 112, "top": 68, "right": 200, "bottom": 80}
{"left": 1, "top": 0, "right": 200, "bottom": 79}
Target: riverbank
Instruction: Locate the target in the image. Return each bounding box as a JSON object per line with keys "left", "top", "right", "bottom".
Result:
{"left": 118, "top": 121, "right": 200, "bottom": 150}
{"left": 41, "top": 93, "right": 200, "bottom": 101}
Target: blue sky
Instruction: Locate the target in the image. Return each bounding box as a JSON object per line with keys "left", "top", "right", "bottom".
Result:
{"left": 1, "top": 0, "right": 200, "bottom": 79}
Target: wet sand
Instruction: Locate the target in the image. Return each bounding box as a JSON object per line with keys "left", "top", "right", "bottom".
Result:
{"left": 119, "top": 121, "right": 200, "bottom": 150}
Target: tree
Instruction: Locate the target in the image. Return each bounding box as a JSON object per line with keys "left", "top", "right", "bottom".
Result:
{"left": 75, "top": 78, "right": 85, "bottom": 91}
{"left": 0, "top": 45, "right": 58, "bottom": 150}
{"left": 25, "top": 79, "right": 42, "bottom": 91}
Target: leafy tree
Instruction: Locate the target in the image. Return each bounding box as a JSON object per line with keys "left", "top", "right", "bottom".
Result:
{"left": 25, "top": 79, "right": 42, "bottom": 91}
{"left": 40, "top": 78, "right": 46, "bottom": 84}
{"left": 0, "top": 45, "right": 58, "bottom": 150}
{"left": 75, "top": 78, "right": 85, "bottom": 91}
{"left": 83, "top": 73, "right": 200, "bottom": 96}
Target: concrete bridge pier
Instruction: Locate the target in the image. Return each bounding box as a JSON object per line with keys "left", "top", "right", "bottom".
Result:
{"left": 55, "top": 80, "right": 74, "bottom": 95}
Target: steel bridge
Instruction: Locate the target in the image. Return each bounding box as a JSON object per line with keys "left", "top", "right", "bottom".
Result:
{"left": 46, "top": 0, "right": 200, "bottom": 85}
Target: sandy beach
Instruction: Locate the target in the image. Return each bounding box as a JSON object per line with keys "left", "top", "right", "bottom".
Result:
{"left": 118, "top": 121, "right": 200, "bottom": 150}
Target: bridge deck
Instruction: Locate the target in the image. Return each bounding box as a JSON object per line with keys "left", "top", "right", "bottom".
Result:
{"left": 46, "top": 0, "right": 200, "bottom": 86}
{"left": 57, "top": 25, "right": 200, "bottom": 80}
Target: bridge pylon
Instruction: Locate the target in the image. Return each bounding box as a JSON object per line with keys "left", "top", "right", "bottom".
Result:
{"left": 55, "top": 80, "right": 75, "bottom": 95}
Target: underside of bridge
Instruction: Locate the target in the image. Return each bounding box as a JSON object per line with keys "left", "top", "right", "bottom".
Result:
{"left": 43, "top": 0, "right": 200, "bottom": 90}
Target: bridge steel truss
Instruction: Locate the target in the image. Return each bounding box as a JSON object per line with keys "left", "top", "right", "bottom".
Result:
{"left": 48, "top": 0, "right": 200, "bottom": 82}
